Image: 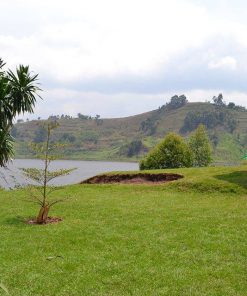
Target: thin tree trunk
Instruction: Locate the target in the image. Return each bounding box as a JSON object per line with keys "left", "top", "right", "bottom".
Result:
{"left": 37, "top": 126, "right": 51, "bottom": 224}
{"left": 36, "top": 205, "right": 50, "bottom": 224}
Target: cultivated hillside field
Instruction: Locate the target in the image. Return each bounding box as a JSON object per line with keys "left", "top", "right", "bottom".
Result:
{"left": 13, "top": 102, "right": 247, "bottom": 163}
{"left": 0, "top": 166, "right": 246, "bottom": 295}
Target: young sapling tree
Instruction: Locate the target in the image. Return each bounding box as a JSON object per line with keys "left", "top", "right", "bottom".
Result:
{"left": 21, "top": 121, "right": 76, "bottom": 224}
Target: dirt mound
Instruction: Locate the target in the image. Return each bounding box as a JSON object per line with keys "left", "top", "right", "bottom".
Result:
{"left": 81, "top": 173, "right": 183, "bottom": 185}
{"left": 27, "top": 217, "right": 62, "bottom": 225}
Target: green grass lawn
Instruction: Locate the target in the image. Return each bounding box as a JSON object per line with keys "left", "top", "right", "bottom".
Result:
{"left": 0, "top": 166, "right": 246, "bottom": 295}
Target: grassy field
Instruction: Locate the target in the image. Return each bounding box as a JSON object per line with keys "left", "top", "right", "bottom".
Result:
{"left": 0, "top": 166, "right": 246, "bottom": 295}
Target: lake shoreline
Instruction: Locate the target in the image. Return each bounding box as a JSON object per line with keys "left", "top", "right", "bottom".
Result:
{"left": 0, "top": 159, "right": 139, "bottom": 189}
{"left": 13, "top": 156, "right": 140, "bottom": 163}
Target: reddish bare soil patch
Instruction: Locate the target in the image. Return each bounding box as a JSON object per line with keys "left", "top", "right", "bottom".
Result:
{"left": 27, "top": 217, "right": 62, "bottom": 225}
{"left": 81, "top": 173, "right": 183, "bottom": 185}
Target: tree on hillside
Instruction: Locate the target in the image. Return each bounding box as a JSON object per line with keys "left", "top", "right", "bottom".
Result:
{"left": 189, "top": 124, "right": 212, "bottom": 167}
{"left": 119, "top": 140, "right": 146, "bottom": 157}
{"left": 228, "top": 102, "right": 235, "bottom": 109}
{"left": 212, "top": 93, "right": 225, "bottom": 107}
{"left": 140, "top": 133, "right": 193, "bottom": 170}
{"left": 95, "top": 114, "right": 103, "bottom": 126}
{"left": 0, "top": 58, "right": 41, "bottom": 166}
{"left": 167, "top": 94, "right": 188, "bottom": 110}
{"left": 78, "top": 113, "right": 91, "bottom": 120}
{"left": 180, "top": 108, "right": 237, "bottom": 134}
{"left": 34, "top": 125, "right": 47, "bottom": 143}
{"left": 140, "top": 118, "right": 157, "bottom": 135}
{"left": 59, "top": 132, "right": 76, "bottom": 143}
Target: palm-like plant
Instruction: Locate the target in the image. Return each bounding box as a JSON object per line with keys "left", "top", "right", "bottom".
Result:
{"left": 0, "top": 58, "right": 41, "bottom": 166}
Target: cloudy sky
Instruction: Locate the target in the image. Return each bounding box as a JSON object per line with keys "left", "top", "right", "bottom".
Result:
{"left": 1, "top": 0, "right": 247, "bottom": 119}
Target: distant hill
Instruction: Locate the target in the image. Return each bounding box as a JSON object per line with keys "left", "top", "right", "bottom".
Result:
{"left": 12, "top": 98, "right": 247, "bottom": 164}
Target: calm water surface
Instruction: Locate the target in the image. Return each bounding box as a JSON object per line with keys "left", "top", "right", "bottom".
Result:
{"left": 0, "top": 159, "right": 139, "bottom": 189}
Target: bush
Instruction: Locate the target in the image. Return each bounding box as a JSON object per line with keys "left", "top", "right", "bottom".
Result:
{"left": 189, "top": 124, "right": 212, "bottom": 167}
{"left": 140, "top": 133, "right": 193, "bottom": 170}
{"left": 119, "top": 140, "right": 145, "bottom": 157}
{"left": 140, "top": 118, "right": 157, "bottom": 135}
{"left": 60, "top": 133, "right": 76, "bottom": 143}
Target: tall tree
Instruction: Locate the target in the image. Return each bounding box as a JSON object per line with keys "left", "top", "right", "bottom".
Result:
{"left": 189, "top": 124, "right": 212, "bottom": 167}
{"left": 0, "top": 59, "right": 41, "bottom": 166}
{"left": 212, "top": 93, "right": 225, "bottom": 107}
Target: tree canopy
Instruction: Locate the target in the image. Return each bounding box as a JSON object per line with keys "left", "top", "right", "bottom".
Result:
{"left": 140, "top": 133, "right": 193, "bottom": 170}
{"left": 140, "top": 128, "right": 213, "bottom": 170}
{"left": 189, "top": 124, "right": 212, "bottom": 167}
{"left": 0, "top": 59, "right": 41, "bottom": 166}
{"left": 167, "top": 94, "right": 188, "bottom": 110}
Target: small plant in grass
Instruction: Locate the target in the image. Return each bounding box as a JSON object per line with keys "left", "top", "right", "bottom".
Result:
{"left": 21, "top": 122, "right": 76, "bottom": 224}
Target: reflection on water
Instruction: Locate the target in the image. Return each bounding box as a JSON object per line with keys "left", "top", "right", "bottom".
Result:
{"left": 0, "top": 159, "right": 139, "bottom": 189}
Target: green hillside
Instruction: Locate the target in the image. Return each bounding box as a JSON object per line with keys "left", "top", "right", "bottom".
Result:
{"left": 13, "top": 100, "right": 247, "bottom": 163}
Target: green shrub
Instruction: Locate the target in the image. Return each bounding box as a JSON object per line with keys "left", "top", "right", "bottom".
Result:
{"left": 119, "top": 140, "right": 146, "bottom": 157}
{"left": 140, "top": 133, "right": 193, "bottom": 170}
{"left": 189, "top": 124, "right": 212, "bottom": 167}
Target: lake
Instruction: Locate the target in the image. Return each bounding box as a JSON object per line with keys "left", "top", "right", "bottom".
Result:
{"left": 0, "top": 159, "right": 139, "bottom": 189}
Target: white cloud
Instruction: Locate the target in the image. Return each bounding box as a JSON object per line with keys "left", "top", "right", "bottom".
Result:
{"left": 0, "top": 0, "right": 214, "bottom": 79}
{"left": 22, "top": 88, "right": 246, "bottom": 121}
{"left": 2, "top": 0, "right": 247, "bottom": 118}
{"left": 208, "top": 56, "right": 237, "bottom": 70}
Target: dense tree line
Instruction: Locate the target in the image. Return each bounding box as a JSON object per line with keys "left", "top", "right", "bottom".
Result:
{"left": 180, "top": 109, "right": 237, "bottom": 134}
